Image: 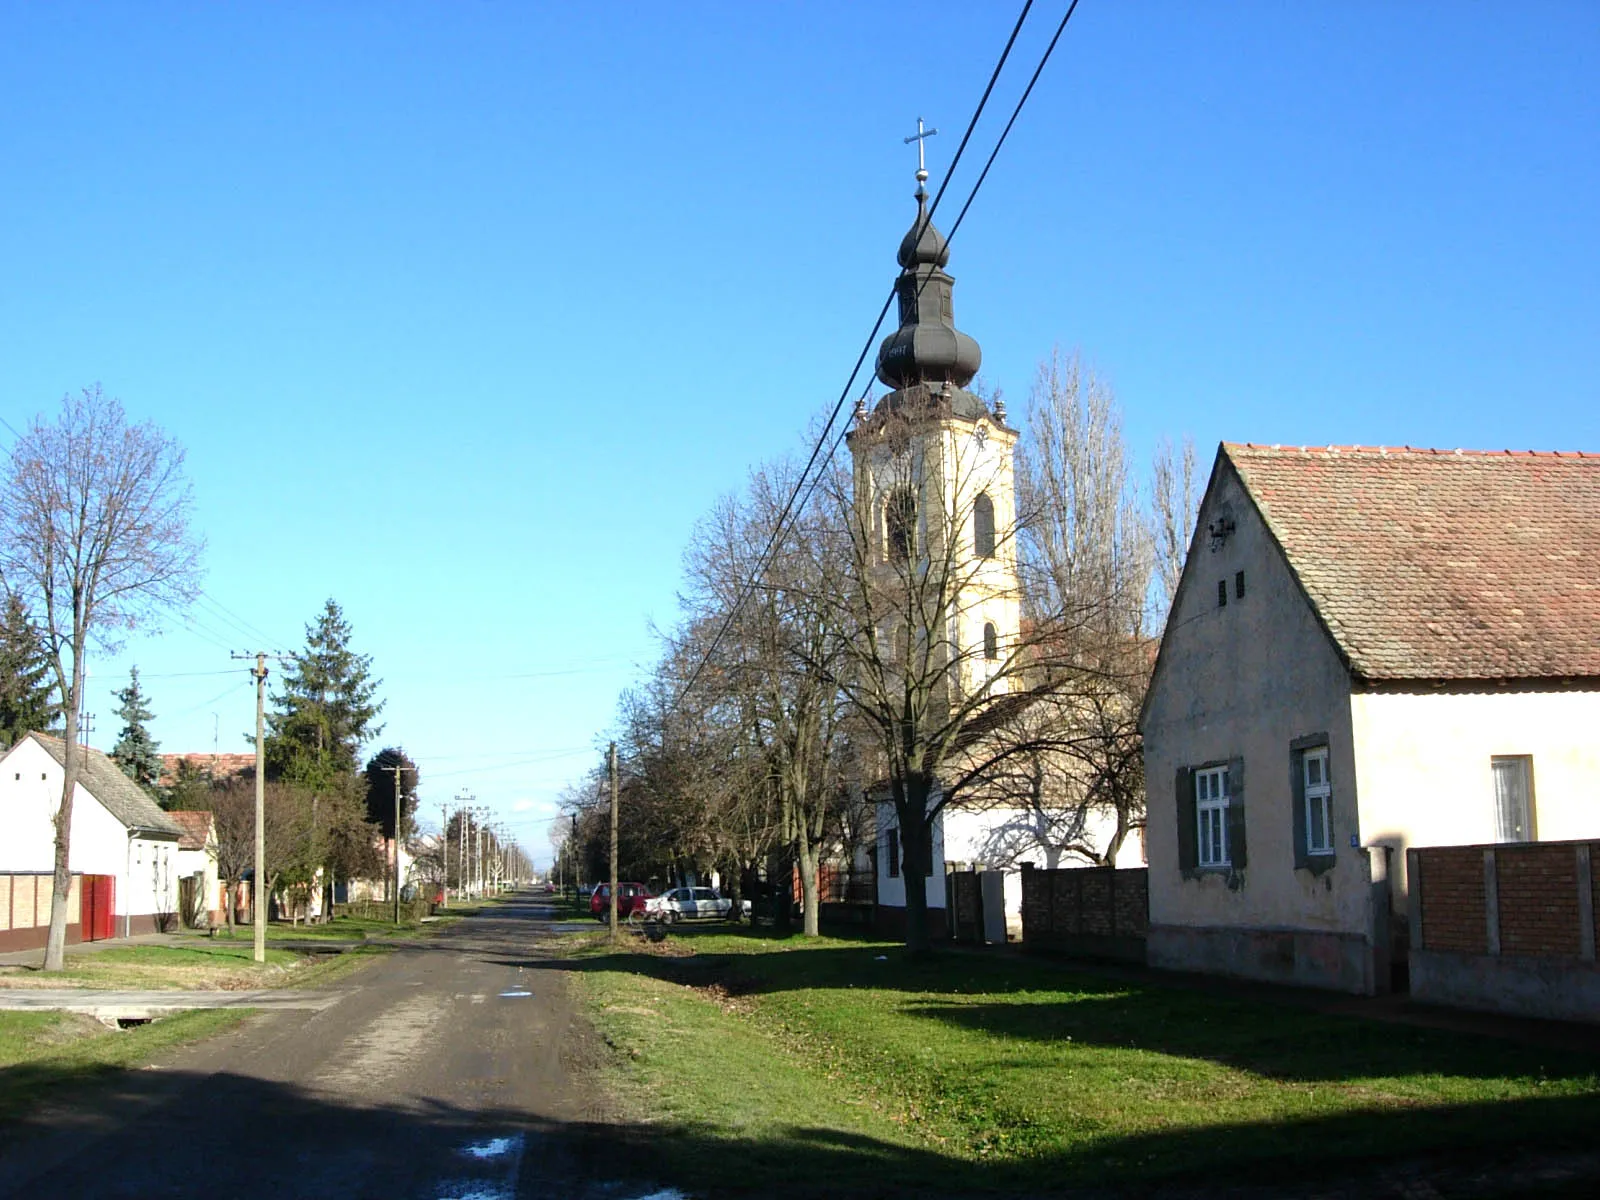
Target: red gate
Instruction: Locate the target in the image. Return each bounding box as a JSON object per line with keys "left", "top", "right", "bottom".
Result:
{"left": 79, "top": 874, "right": 115, "bottom": 941}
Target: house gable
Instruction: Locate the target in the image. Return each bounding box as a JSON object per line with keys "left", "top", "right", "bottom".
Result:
{"left": 1141, "top": 447, "right": 1362, "bottom": 945}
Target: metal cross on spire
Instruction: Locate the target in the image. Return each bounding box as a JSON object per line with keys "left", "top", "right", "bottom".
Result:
{"left": 903, "top": 116, "right": 938, "bottom": 186}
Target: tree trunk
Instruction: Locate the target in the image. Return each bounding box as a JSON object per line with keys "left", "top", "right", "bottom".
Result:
{"left": 796, "top": 840, "right": 821, "bottom": 937}
{"left": 769, "top": 849, "right": 793, "bottom": 931}
{"left": 43, "top": 654, "right": 87, "bottom": 972}
{"left": 897, "top": 775, "right": 937, "bottom": 956}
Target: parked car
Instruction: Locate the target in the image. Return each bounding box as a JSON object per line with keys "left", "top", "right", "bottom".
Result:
{"left": 590, "top": 882, "right": 653, "bottom": 920}
{"left": 645, "top": 886, "right": 734, "bottom": 923}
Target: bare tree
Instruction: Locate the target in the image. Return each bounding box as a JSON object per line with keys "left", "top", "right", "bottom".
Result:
{"left": 0, "top": 387, "right": 203, "bottom": 970}
{"left": 1151, "top": 434, "right": 1200, "bottom": 624}
{"left": 1018, "top": 349, "right": 1152, "bottom": 642}
{"left": 681, "top": 456, "right": 852, "bottom": 935}
{"left": 206, "top": 777, "right": 315, "bottom": 927}
{"left": 955, "top": 351, "right": 1155, "bottom": 868}
{"left": 821, "top": 387, "right": 1112, "bottom": 954}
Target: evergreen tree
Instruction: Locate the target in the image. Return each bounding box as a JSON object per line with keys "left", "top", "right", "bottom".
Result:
{"left": 0, "top": 593, "right": 59, "bottom": 748}
{"left": 110, "top": 665, "right": 163, "bottom": 791}
{"left": 265, "top": 599, "right": 385, "bottom": 788}
{"left": 364, "top": 746, "right": 420, "bottom": 840}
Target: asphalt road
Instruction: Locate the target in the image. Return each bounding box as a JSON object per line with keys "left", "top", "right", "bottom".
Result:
{"left": 0, "top": 895, "right": 673, "bottom": 1200}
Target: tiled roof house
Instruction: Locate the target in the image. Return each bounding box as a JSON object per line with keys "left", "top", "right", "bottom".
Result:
{"left": 1140, "top": 444, "right": 1600, "bottom": 996}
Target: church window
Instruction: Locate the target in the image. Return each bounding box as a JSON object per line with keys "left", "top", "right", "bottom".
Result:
{"left": 886, "top": 488, "right": 916, "bottom": 562}
{"left": 973, "top": 492, "right": 995, "bottom": 558}
{"left": 983, "top": 622, "right": 998, "bottom": 661}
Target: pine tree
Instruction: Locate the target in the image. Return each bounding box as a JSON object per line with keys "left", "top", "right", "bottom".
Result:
{"left": 110, "top": 665, "right": 163, "bottom": 791}
{"left": 0, "top": 593, "right": 60, "bottom": 748}
{"left": 265, "top": 599, "right": 385, "bottom": 789}
{"left": 364, "top": 746, "right": 420, "bottom": 840}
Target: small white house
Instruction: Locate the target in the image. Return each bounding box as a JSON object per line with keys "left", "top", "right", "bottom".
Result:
{"left": 1141, "top": 444, "right": 1600, "bottom": 995}
{"left": 168, "top": 810, "right": 224, "bottom": 927}
{"left": 0, "top": 733, "right": 183, "bottom": 949}
{"left": 874, "top": 789, "right": 1144, "bottom": 940}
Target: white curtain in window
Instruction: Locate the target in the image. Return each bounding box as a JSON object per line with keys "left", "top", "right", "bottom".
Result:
{"left": 1491, "top": 757, "right": 1532, "bottom": 843}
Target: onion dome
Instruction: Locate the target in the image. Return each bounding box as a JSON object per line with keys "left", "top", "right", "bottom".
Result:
{"left": 897, "top": 193, "right": 950, "bottom": 269}
{"left": 876, "top": 186, "right": 982, "bottom": 391}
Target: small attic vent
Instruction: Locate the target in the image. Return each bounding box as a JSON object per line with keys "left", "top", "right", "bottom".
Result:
{"left": 1218, "top": 580, "right": 1228, "bottom": 608}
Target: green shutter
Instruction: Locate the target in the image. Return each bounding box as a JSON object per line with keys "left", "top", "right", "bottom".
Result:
{"left": 1290, "top": 747, "right": 1309, "bottom": 871}
{"left": 1226, "top": 757, "right": 1247, "bottom": 869}
{"left": 1176, "top": 767, "right": 1197, "bottom": 876}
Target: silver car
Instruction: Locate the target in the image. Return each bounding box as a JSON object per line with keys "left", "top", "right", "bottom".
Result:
{"left": 647, "top": 886, "right": 734, "bottom": 923}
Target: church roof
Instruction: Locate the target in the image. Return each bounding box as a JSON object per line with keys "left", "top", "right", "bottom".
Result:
{"left": 1223, "top": 443, "right": 1600, "bottom": 681}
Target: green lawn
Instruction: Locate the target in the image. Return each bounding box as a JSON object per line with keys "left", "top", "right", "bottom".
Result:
{"left": 0, "top": 932, "right": 394, "bottom": 991}
{"left": 557, "top": 927, "right": 1600, "bottom": 1196}
{"left": 0, "top": 1009, "right": 249, "bottom": 1123}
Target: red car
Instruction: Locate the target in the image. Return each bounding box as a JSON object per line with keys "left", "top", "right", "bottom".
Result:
{"left": 590, "top": 882, "right": 653, "bottom": 920}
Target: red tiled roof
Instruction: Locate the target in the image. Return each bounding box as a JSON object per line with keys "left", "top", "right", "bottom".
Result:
{"left": 158, "top": 752, "right": 256, "bottom": 787}
{"left": 168, "top": 809, "right": 215, "bottom": 851}
{"left": 1224, "top": 443, "right": 1600, "bottom": 682}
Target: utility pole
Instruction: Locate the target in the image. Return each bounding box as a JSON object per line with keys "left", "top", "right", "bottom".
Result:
{"left": 231, "top": 652, "right": 271, "bottom": 965}
{"left": 379, "top": 763, "right": 411, "bottom": 924}
{"left": 439, "top": 802, "right": 449, "bottom": 908}
{"left": 608, "top": 740, "right": 619, "bottom": 941}
{"left": 455, "top": 792, "right": 474, "bottom": 900}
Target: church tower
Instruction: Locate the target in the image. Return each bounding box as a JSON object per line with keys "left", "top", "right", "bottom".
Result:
{"left": 847, "top": 153, "right": 1021, "bottom": 700}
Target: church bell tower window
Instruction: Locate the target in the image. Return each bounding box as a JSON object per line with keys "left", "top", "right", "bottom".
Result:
{"left": 973, "top": 492, "right": 995, "bottom": 559}
{"left": 886, "top": 487, "right": 916, "bottom": 563}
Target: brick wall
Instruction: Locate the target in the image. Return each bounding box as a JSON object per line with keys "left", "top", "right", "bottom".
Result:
{"left": 1413, "top": 840, "right": 1597, "bottom": 962}
{"left": 1416, "top": 847, "right": 1488, "bottom": 955}
{"left": 1021, "top": 864, "right": 1147, "bottom": 957}
{"left": 1496, "top": 845, "right": 1580, "bottom": 957}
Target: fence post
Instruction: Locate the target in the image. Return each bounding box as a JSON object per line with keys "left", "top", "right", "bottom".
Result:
{"left": 1406, "top": 848, "right": 1423, "bottom": 953}
{"left": 1577, "top": 844, "right": 1595, "bottom": 963}
{"left": 1483, "top": 849, "right": 1500, "bottom": 957}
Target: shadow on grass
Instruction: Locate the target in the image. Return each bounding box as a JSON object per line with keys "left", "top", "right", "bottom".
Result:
{"left": 0, "top": 1058, "right": 1597, "bottom": 1198}
{"left": 516, "top": 929, "right": 1600, "bottom": 1089}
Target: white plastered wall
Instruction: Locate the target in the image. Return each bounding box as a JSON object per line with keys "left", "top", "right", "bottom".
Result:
{"left": 1351, "top": 687, "right": 1600, "bottom": 910}
{"left": 0, "top": 738, "right": 177, "bottom": 919}
{"left": 874, "top": 797, "right": 947, "bottom": 911}
{"left": 1143, "top": 463, "right": 1367, "bottom": 938}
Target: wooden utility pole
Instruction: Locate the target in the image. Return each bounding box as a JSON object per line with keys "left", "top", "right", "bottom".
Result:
{"left": 233, "top": 653, "right": 269, "bottom": 965}
{"left": 379, "top": 764, "right": 410, "bottom": 924}
{"left": 608, "top": 741, "right": 619, "bottom": 940}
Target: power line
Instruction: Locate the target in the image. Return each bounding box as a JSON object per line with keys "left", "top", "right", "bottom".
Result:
{"left": 195, "top": 590, "right": 295, "bottom": 653}
{"left": 671, "top": 0, "right": 1061, "bottom": 711}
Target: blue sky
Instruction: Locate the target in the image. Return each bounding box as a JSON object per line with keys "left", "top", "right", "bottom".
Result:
{"left": 2, "top": 2, "right": 1595, "bottom": 866}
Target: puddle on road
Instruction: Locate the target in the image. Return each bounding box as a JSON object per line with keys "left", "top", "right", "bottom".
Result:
{"left": 462, "top": 1136, "right": 519, "bottom": 1160}
{"left": 498, "top": 989, "right": 532, "bottom": 998}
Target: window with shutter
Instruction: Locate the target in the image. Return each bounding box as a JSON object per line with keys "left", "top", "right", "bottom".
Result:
{"left": 1195, "top": 766, "right": 1229, "bottom": 867}
{"left": 1176, "top": 767, "right": 1197, "bottom": 875}
{"left": 1226, "top": 757, "right": 1247, "bottom": 868}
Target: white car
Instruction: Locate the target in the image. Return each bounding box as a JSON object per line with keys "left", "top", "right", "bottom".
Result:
{"left": 645, "top": 886, "right": 734, "bottom": 923}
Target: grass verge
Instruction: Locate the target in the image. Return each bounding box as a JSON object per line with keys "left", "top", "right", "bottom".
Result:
{"left": 0, "top": 1008, "right": 249, "bottom": 1123}
{"left": 558, "top": 927, "right": 1600, "bottom": 1196}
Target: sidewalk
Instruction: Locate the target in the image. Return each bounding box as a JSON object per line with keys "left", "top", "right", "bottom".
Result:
{"left": 0, "top": 931, "right": 180, "bottom": 968}
{"left": 0, "top": 988, "right": 343, "bottom": 1019}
